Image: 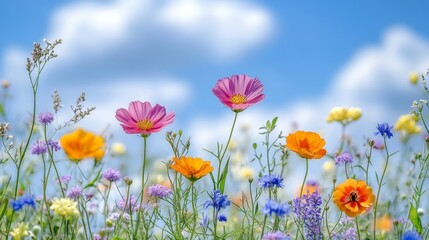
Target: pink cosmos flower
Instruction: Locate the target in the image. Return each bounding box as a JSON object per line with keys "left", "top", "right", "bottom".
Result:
{"left": 115, "top": 101, "right": 175, "bottom": 135}
{"left": 212, "top": 74, "right": 265, "bottom": 112}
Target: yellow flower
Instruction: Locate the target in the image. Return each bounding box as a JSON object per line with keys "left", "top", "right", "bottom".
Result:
{"left": 394, "top": 114, "right": 421, "bottom": 136}
{"left": 322, "top": 160, "right": 335, "bottom": 173}
{"left": 60, "top": 128, "right": 105, "bottom": 162}
{"left": 238, "top": 166, "right": 255, "bottom": 180}
{"left": 286, "top": 131, "right": 327, "bottom": 159}
{"left": 170, "top": 156, "right": 214, "bottom": 182}
{"left": 326, "top": 107, "right": 362, "bottom": 124}
{"left": 409, "top": 72, "right": 419, "bottom": 84}
{"left": 111, "top": 142, "right": 126, "bottom": 156}
{"left": 50, "top": 198, "right": 80, "bottom": 219}
{"left": 332, "top": 179, "right": 375, "bottom": 217}
{"left": 10, "top": 223, "right": 29, "bottom": 240}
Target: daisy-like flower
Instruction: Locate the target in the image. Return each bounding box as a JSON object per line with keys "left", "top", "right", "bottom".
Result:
{"left": 332, "top": 179, "right": 375, "bottom": 217}
{"left": 115, "top": 101, "right": 175, "bottom": 136}
{"left": 60, "top": 128, "right": 105, "bottom": 162}
{"left": 212, "top": 74, "right": 265, "bottom": 112}
{"left": 50, "top": 198, "right": 80, "bottom": 219}
{"left": 170, "top": 156, "right": 214, "bottom": 182}
{"left": 286, "top": 131, "right": 327, "bottom": 159}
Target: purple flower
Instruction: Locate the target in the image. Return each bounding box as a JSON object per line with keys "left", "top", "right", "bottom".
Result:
{"left": 102, "top": 168, "right": 121, "bottom": 182}
{"left": 375, "top": 123, "right": 393, "bottom": 139}
{"left": 293, "top": 191, "right": 322, "bottom": 240}
{"left": 204, "top": 190, "right": 231, "bottom": 212}
{"left": 334, "top": 152, "right": 353, "bottom": 166}
{"left": 331, "top": 227, "right": 357, "bottom": 240}
{"left": 58, "top": 175, "right": 72, "bottom": 185}
{"left": 262, "top": 231, "right": 290, "bottom": 240}
{"left": 118, "top": 195, "right": 139, "bottom": 213}
{"left": 11, "top": 195, "right": 35, "bottom": 211}
{"left": 48, "top": 139, "right": 61, "bottom": 151}
{"left": 263, "top": 199, "right": 290, "bottom": 218}
{"left": 258, "top": 175, "right": 284, "bottom": 189}
{"left": 218, "top": 214, "right": 227, "bottom": 222}
{"left": 147, "top": 184, "right": 172, "bottom": 198}
{"left": 67, "top": 185, "right": 83, "bottom": 199}
{"left": 30, "top": 140, "right": 47, "bottom": 155}
{"left": 200, "top": 213, "right": 209, "bottom": 228}
{"left": 38, "top": 112, "right": 54, "bottom": 125}
{"left": 402, "top": 231, "right": 422, "bottom": 240}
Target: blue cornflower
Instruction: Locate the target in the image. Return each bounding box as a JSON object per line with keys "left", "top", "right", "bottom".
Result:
{"left": 293, "top": 191, "right": 323, "bottom": 240}
{"left": 263, "top": 199, "right": 290, "bottom": 218}
{"left": 38, "top": 112, "right": 54, "bottom": 125}
{"left": 218, "top": 214, "right": 227, "bottom": 222}
{"left": 402, "top": 230, "right": 422, "bottom": 240}
{"left": 334, "top": 152, "right": 353, "bottom": 166}
{"left": 204, "top": 190, "right": 230, "bottom": 212}
{"left": 375, "top": 123, "right": 393, "bottom": 139}
{"left": 11, "top": 195, "right": 36, "bottom": 211}
{"left": 262, "top": 231, "right": 290, "bottom": 240}
{"left": 258, "top": 175, "right": 284, "bottom": 189}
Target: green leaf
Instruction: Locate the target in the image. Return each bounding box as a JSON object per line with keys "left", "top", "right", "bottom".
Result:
{"left": 219, "top": 158, "right": 230, "bottom": 194}
{"left": 409, "top": 204, "right": 423, "bottom": 234}
{"left": 0, "top": 104, "right": 5, "bottom": 117}
{"left": 84, "top": 168, "right": 102, "bottom": 189}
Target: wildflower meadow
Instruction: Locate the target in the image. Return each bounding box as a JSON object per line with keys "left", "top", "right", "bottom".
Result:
{"left": 1, "top": 39, "right": 429, "bottom": 240}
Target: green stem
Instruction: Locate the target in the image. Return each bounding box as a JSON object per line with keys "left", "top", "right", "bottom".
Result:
{"left": 366, "top": 144, "right": 374, "bottom": 184}
{"left": 300, "top": 158, "right": 309, "bottom": 198}
{"left": 355, "top": 216, "right": 361, "bottom": 240}
{"left": 135, "top": 135, "right": 148, "bottom": 238}
{"left": 190, "top": 182, "right": 197, "bottom": 240}
{"left": 373, "top": 137, "right": 390, "bottom": 240}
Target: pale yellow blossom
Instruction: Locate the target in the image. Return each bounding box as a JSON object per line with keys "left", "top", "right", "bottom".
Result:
{"left": 394, "top": 114, "right": 421, "bottom": 135}
{"left": 239, "top": 166, "right": 255, "bottom": 180}
{"left": 409, "top": 72, "right": 419, "bottom": 84}
{"left": 322, "top": 160, "right": 335, "bottom": 173}
{"left": 111, "top": 142, "right": 126, "bottom": 155}
{"left": 10, "top": 223, "right": 29, "bottom": 240}
{"left": 326, "top": 107, "right": 362, "bottom": 124}
{"left": 50, "top": 198, "right": 80, "bottom": 219}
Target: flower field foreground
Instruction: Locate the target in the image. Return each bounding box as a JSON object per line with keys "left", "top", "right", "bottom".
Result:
{"left": 0, "top": 40, "right": 428, "bottom": 240}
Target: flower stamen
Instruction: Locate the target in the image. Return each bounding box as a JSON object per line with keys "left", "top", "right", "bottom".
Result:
{"left": 230, "top": 94, "right": 247, "bottom": 104}
{"left": 137, "top": 119, "right": 153, "bottom": 130}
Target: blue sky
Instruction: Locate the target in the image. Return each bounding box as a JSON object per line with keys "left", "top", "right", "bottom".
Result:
{"left": 1, "top": 1, "right": 429, "bottom": 185}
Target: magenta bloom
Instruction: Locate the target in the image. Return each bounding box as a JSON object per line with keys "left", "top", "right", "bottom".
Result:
{"left": 212, "top": 74, "right": 265, "bottom": 112}
{"left": 115, "top": 101, "right": 175, "bottom": 135}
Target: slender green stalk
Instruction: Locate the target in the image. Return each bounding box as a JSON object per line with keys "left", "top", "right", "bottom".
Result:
{"left": 300, "top": 158, "right": 309, "bottom": 198}
{"left": 189, "top": 182, "right": 197, "bottom": 240}
{"left": 355, "top": 216, "right": 361, "bottom": 240}
{"left": 373, "top": 137, "right": 390, "bottom": 240}
{"left": 135, "top": 135, "right": 148, "bottom": 238}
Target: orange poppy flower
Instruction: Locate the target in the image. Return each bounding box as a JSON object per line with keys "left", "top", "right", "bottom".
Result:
{"left": 170, "top": 156, "right": 214, "bottom": 182}
{"left": 286, "top": 131, "right": 327, "bottom": 159}
{"left": 60, "top": 128, "right": 105, "bottom": 162}
{"left": 332, "top": 178, "right": 375, "bottom": 217}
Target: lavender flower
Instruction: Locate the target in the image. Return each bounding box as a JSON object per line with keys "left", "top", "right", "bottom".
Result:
{"left": 204, "top": 190, "right": 231, "bottom": 212}
{"left": 118, "top": 195, "right": 139, "bottom": 213}
{"left": 262, "top": 231, "right": 290, "bottom": 240}
{"left": 58, "top": 175, "right": 72, "bottom": 185}
{"left": 11, "top": 195, "right": 35, "bottom": 211}
{"left": 258, "top": 175, "right": 284, "bottom": 189}
{"left": 402, "top": 231, "right": 422, "bottom": 240}
{"left": 38, "top": 112, "right": 54, "bottom": 125}
{"left": 293, "top": 191, "right": 322, "bottom": 240}
{"left": 67, "top": 185, "right": 83, "bottom": 199}
{"left": 48, "top": 139, "right": 61, "bottom": 151}
{"left": 147, "top": 184, "right": 172, "bottom": 198}
{"left": 263, "top": 199, "right": 290, "bottom": 218}
{"left": 334, "top": 152, "right": 353, "bottom": 166}
{"left": 375, "top": 123, "right": 393, "bottom": 139}
{"left": 30, "top": 140, "right": 47, "bottom": 155}
{"left": 102, "top": 168, "right": 121, "bottom": 182}
{"left": 108, "top": 212, "right": 121, "bottom": 221}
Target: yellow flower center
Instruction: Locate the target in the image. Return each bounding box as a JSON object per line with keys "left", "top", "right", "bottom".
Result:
{"left": 137, "top": 119, "right": 154, "bottom": 130}
{"left": 230, "top": 94, "right": 247, "bottom": 104}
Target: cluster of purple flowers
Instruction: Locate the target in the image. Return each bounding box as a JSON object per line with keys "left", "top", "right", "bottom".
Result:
{"left": 334, "top": 152, "right": 353, "bottom": 166}
{"left": 263, "top": 199, "right": 290, "bottom": 218}
{"left": 102, "top": 168, "right": 121, "bottom": 182}
{"left": 147, "top": 184, "right": 172, "bottom": 198}
{"left": 258, "top": 175, "right": 284, "bottom": 189}
{"left": 30, "top": 139, "right": 61, "bottom": 155}
{"left": 375, "top": 122, "right": 393, "bottom": 139}
{"left": 262, "top": 231, "right": 290, "bottom": 240}
{"left": 331, "top": 227, "right": 357, "bottom": 240}
{"left": 67, "top": 185, "right": 83, "bottom": 199}
{"left": 118, "top": 195, "right": 139, "bottom": 213}
{"left": 38, "top": 112, "right": 54, "bottom": 125}
{"left": 293, "top": 191, "right": 322, "bottom": 240}
{"left": 11, "top": 195, "right": 35, "bottom": 211}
